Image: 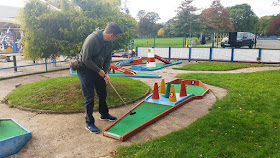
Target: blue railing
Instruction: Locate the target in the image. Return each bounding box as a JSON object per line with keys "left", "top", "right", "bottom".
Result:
{"left": 136, "top": 47, "right": 280, "bottom": 64}
{"left": 0, "top": 55, "right": 66, "bottom": 72}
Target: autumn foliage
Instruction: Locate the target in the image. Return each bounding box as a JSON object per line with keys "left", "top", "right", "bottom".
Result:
{"left": 157, "top": 28, "right": 165, "bottom": 37}
{"left": 200, "top": 0, "right": 233, "bottom": 32}
{"left": 267, "top": 17, "right": 280, "bottom": 35}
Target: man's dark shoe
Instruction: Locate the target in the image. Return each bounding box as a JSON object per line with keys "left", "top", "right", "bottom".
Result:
{"left": 85, "top": 124, "right": 100, "bottom": 134}
{"left": 99, "top": 114, "right": 117, "bottom": 121}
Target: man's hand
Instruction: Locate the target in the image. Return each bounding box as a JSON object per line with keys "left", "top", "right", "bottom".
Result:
{"left": 104, "top": 73, "right": 110, "bottom": 84}
{"left": 98, "top": 70, "right": 110, "bottom": 84}
{"left": 98, "top": 70, "right": 106, "bottom": 78}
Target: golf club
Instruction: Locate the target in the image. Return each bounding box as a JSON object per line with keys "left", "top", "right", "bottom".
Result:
{"left": 109, "top": 82, "right": 136, "bottom": 115}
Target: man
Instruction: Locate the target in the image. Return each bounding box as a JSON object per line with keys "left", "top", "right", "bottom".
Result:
{"left": 77, "top": 23, "right": 123, "bottom": 133}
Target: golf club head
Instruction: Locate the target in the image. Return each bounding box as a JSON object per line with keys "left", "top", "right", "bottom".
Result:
{"left": 130, "top": 111, "right": 136, "bottom": 115}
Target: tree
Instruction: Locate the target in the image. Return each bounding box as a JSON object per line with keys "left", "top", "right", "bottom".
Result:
{"left": 44, "top": 0, "right": 72, "bottom": 11}
{"left": 164, "top": 0, "right": 200, "bottom": 36}
{"left": 200, "top": 0, "right": 233, "bottom": 33}
{"left": 157, "top": 28, "right": 164, "bottom": 37}
{"left": 136, "top": 10, "right": 146, "bottom": 20}
{"left": 267, "top": 17, "right": 280, "bottom": 35}
{"left": 163, "top": 19, "right": 176, "bottom": 36}
{"left": 18, "top": 0, "right": 136, "bottom": 60}
{"left": 145, "top": 12, "right": 160, "bottom": 24}
{"left": 18, "top": 0, "right": 54, "bottom": 60}
{"left": 258, "top": 16, "right": 275, "bottom": 35}
{"left": 136, "top": 10, "right": 160, "bottom": 37}
{"left": 226, "top": 4, "right": 258, "bottom": 32}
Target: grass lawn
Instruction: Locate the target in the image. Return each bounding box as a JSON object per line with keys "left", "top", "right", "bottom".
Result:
{"left": 5, "top": 76, "right": 149, "bottom": 111}
{"left": 133, "top": 37, "right": 212, "bottom": 48}
{"left": 174, "top": 62, "right": 271, "bottom": 71}
{"left": 114, "top": 70, "right": 280, "bottom": 157}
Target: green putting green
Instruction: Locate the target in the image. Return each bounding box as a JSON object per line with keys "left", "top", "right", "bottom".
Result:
{"left": 107, "top": 102, "right": 171, "bottom": 136}
{"left": 0, "top": 120, "right": 27, "bottom": 140}
{"left": 172, "top": 84, "right": 207, "bottom": 96}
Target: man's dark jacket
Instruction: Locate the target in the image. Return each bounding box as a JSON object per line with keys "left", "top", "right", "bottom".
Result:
{"left": 81, "top": 30, "right": 112, "bottom": 73}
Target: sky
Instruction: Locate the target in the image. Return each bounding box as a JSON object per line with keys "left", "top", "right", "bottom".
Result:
{"left": 0, "top": 0, "right": 279, "bottom": 23}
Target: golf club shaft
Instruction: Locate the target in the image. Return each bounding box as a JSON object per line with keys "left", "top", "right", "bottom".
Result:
{"left": 109, "top": 82, "right": 128, "bottom": 107}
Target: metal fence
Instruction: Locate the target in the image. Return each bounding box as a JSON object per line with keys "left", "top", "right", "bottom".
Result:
{"left": 136, "top": 47, "right": 280, "bottom": 64}
{"left": 0, "top": 53, "right": 68, "bottom": 74}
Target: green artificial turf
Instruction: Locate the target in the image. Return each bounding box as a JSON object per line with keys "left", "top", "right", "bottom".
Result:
{"left": 107, "top": 102, "right": 171, "bottom": 136}
{"left": 0, "top": 120, "right": 27, "bottom": 140}
{"left": 172, "top": 84, "right": 207, "bottom": 96}
{"left": 114, "top": 70, "right": 280, "bottom": 158}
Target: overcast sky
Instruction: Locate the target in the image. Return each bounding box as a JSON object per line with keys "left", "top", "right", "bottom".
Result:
{"left": 1, "top": 0, "right": 279, "bottom": 23}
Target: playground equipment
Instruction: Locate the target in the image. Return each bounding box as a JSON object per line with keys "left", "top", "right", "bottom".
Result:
{"left": 0, "top": 36, "right": 19, "bottom": 53}
{"left": 0, "top": 119, "right": 32, "bottom": 157}
{"left": 103, "top": 78, "right": 209, "bottom": 141}
{"left": 1, "top": 36, "right": 13, "bottom": 53}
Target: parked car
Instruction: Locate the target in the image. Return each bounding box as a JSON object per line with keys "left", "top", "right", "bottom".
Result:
{"left": 221, "top": 32, "right": 255, "bottom": 48}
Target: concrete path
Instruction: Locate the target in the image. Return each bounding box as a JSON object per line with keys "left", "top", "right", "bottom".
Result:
{"left": 1, "top": 61, "right": 279, "bottom": 158}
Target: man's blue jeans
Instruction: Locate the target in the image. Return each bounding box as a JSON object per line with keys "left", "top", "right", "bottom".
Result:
{"left": 77, "top": 66, "right": 108, "bottom": 125}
